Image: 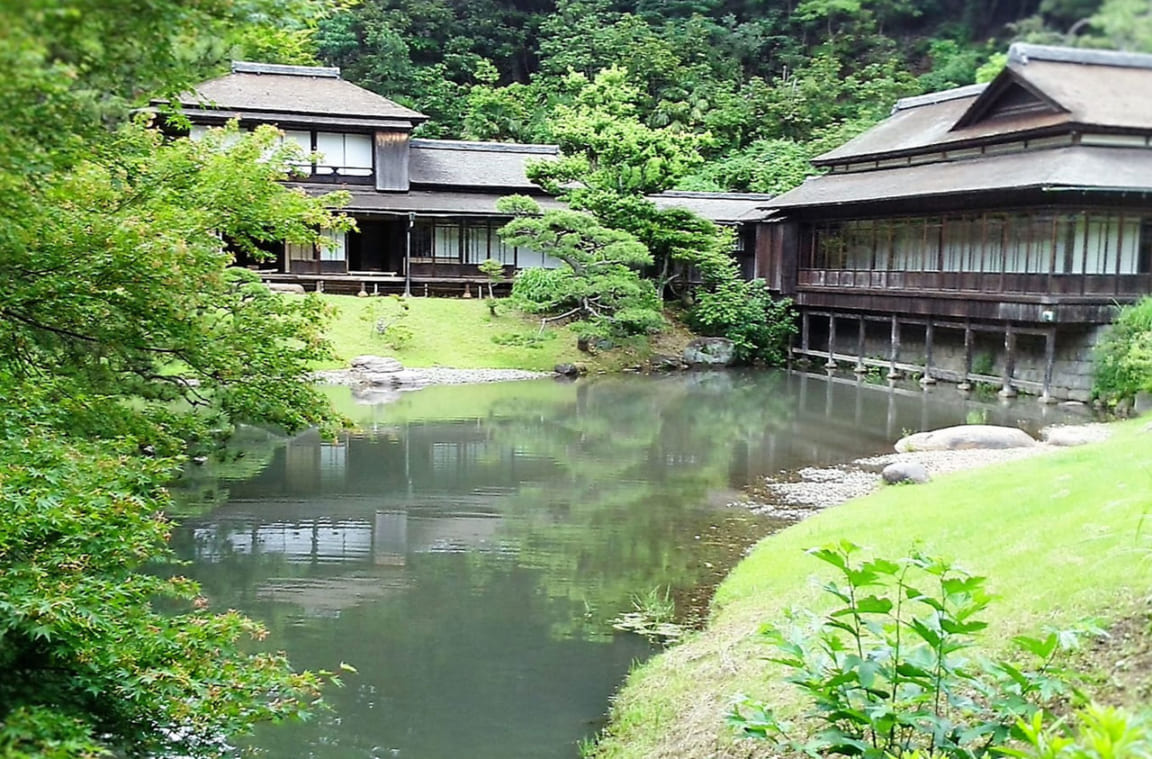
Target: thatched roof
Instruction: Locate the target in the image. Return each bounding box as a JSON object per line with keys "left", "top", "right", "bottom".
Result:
{"left": 409, "top": 140, "right": 558, "bottom": 191}
{"left": 816, "top": 43, "right": 1152, "bottom": 166}
{"left": 169, "top": 61, "right": 426, "bottom": 129}
{"left": 768, "top": 146, "right": 1152, "bottom": 209}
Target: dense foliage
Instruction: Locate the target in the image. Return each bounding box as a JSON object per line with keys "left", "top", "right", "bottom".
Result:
{"left": 0, "top": 0, "right": 349, "bottom": 754}
{"left": 311, "top": 0, "right": 1151, "bottom": 194}
{"left": 1093, "top": 296, "right": 1152, "bottom": 404}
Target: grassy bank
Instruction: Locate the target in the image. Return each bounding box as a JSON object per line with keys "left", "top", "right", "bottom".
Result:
{"left": 314, "top": 294, "right": 694, "bottom": 372}
{"left": 592, "top": 419, "right": 1152, "bottom": 759}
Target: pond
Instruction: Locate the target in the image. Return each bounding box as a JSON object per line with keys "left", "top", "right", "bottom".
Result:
{"left": 170, "top": 370, "right": 1088, "bottom": 759}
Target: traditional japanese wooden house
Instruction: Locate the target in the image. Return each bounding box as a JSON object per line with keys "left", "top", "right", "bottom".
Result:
{"left": 761, "top": 43, "right": 1152, "bottom": 401}
{"left": 162, "top": 62, "right": 769, "bottom": 295}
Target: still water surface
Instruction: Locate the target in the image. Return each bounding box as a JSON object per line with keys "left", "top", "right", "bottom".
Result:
{"left": 171, "top": 370, "right": 1087, "bottom": 759}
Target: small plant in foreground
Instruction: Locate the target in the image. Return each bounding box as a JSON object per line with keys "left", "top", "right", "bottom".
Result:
{"left": 729, "top": 541, "right": 1082, "bottom": 759}
{"left": 1001, "top": 703, "right": 1152, "bottom": 759}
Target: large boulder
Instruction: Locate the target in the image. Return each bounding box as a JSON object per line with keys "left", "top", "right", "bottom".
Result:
{"left": 1040, "top": 424, "right": 1110, "bottom": 447}
{"left": 648, "top": 354, "right": 685, "bottom": 372}
{"left": 350, "top": 355, "right": 403, "bottom": 374}
{"left": 882, "top": 461, "right": 931, "bottom": 485}
{"left": 683, "top": 337, "right": 737, "bottom": 366}
{"left": 266, "top": 282, "right": 306, "bottom": 294}
{"left": 895, "top": 424, "right": 1037, "bottom": 453}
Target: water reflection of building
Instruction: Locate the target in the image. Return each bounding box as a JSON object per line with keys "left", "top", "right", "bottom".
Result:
{"left": 245, "top": 424, "right": 559, "bottom": 499}
{"left": 189, "top": 507, "right": 507, "bottom": 566}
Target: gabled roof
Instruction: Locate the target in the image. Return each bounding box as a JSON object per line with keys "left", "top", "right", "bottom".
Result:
{"left": 169, "top": 61, "right": 427, "bottom": 128}
{"left": 409, "top": 139, "right": 559, "bottom": 191}
{"left": 769, "top": 146, "right": 1152, "bottom": 209}
{"left": 815, "top": 43, "right": 1152, "bottom": 166}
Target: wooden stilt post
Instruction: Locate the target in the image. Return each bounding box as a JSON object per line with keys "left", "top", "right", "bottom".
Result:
{"left": 958, "top": 322, "right": 973, "bottom": 392}
{"left": 920, "top": 319, "right": 937, "bottom": 386}
{"left": 799, "top": 311, "right": 811, "bottom": 366}
{"left": 999, "top": 323, "right": 1017, "bottom": 398}
{"left": 1040, "top": 329, "right": 1057, "bottom": 404}
{"left": 887, "top": 315, "right": 902, "bottom": 380}
{"left": 855, "top": 317, "right": 867, "bottom": 373}
{"left": 885, "top": 384, "right": 897, "bottom": 439}
{"left": 825, "top": 314, "right": 838, "bottom": 369}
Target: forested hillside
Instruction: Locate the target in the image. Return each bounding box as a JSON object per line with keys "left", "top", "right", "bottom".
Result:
{"left": 260, "top": 0, "right": 1152, "bottom": 192}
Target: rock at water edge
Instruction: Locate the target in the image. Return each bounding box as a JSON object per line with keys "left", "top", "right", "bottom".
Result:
{"left": 350, "top": 355, "right": 404, "bottom": 374}
{"left": 895, "top": 424, "right": 1037, "bottom": 452}
{"left": 683, "top": 337, "right": 736, "bottom": 366}
{"left": 1040, "top": 425, "right": 1100, "bottom": 447}
{"left": 882, "top": 461, "right": 930, "bottom": 485}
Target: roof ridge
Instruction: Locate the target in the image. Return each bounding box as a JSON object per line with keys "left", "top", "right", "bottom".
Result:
{"left": 893, "top": 83, "right": 988, "bottom": 112}
{"left": 410, "top": 138, "right": 560, "bottom": 154}
{"left": 657, "top": 190, "right": 776, "bottom": 200}
{"left": 231, "top": 61, "right": 341, "bottom": 79}
{"left": 1009, "top": 43, "right": 1152, "bottom": 70}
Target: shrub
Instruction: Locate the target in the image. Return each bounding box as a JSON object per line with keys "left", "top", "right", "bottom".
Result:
{"left": 1094, "top": 297, "right": 1152, "bottom": 403}
{"left": 688, "top": 279, "right": 796, "bottom": 364}
{"left": 729, "top": 541, "right": 1082, "bottom": 759}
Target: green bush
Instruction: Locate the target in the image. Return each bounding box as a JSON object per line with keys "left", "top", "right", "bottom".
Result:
{"left": 688, "top": 279, "right": 796, "bottom": 364}
{"left": 729, "top": 541, "right": 1082, "bottom": 759}
{"left": 1094, "top": 297, "right": 1152, "bottom": 403}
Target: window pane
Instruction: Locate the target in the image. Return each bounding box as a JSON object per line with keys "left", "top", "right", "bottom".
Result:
{"left": 315, "top": 132, "right": 344, "bottom": 175}
{"left": 341, "top": 134, "right": 373, "bottom": 176}
{"left": 320, "top": 230, "right": 346, "bottom": 261}
{"left": 287, "top": 242, "right": 313, "bottom": 261}
{"left": 433, "top": 225, "right": 460, "bottom": 261}
{"left": 463, "top": 224, "right": 489, "bottom": 264}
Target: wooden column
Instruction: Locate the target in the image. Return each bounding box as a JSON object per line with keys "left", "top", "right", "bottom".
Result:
{"left": 958, "top": 322, "right": 973, "bottom": 392}
{"left": 999, "top": 323, "right": 1017, "bottom": 398}
{"left": 825, "top": 314, "right": 838, "bottom": 369}
{"left": 854, "top": 317, "right": 866, "bottom": 373}
{"left": 800, "top": 311, "right": 811, "bottom": 364}
{"left": 887, "top": 315, "right": 902, "bottom": 380}
{"left": 1040, "top": 328, "right": 1057, "bottom": 404}
{"left": 920, "top": 319, "right": 937, "bottom": 386}
{"left": 885, "top": 384, "right": 897, "bottom": 439}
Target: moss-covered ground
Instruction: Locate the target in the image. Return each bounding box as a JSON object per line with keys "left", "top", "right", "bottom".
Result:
{"left": 591, "top": 418, "right": 1152, "bottom": 759}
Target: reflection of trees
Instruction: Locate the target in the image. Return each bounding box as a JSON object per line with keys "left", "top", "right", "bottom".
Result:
{"left": 167, "top": 425, "right": 287, "bottom": 516}
{"left": 469, "top": 372, "right": 799, "bottom": 640}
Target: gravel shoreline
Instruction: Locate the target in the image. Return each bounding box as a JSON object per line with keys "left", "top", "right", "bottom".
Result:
{"left": 313, "top": 366, "right": 552, "bottom": 388}
{"left": 738, "top": 423, "right": 1113, "bottom": 521}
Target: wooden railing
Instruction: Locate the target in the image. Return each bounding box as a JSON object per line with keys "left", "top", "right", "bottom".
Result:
{"left": 797, "top": 269, "right": 1152, "bottom": 297}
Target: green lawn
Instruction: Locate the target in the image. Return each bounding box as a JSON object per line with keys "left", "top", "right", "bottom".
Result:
{"left": 592, "top": 418, "right": 1152, "bottom": 759}
{"left": 315, "top": 294, "right": 665, "bottom": 371}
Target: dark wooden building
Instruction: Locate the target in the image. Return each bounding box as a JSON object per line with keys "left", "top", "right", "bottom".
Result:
{"left": 163, "top": 62, "right": 769, "bottom": 295}
{"left": 761, "top": 43, "right": 1152, "bottom": 401}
